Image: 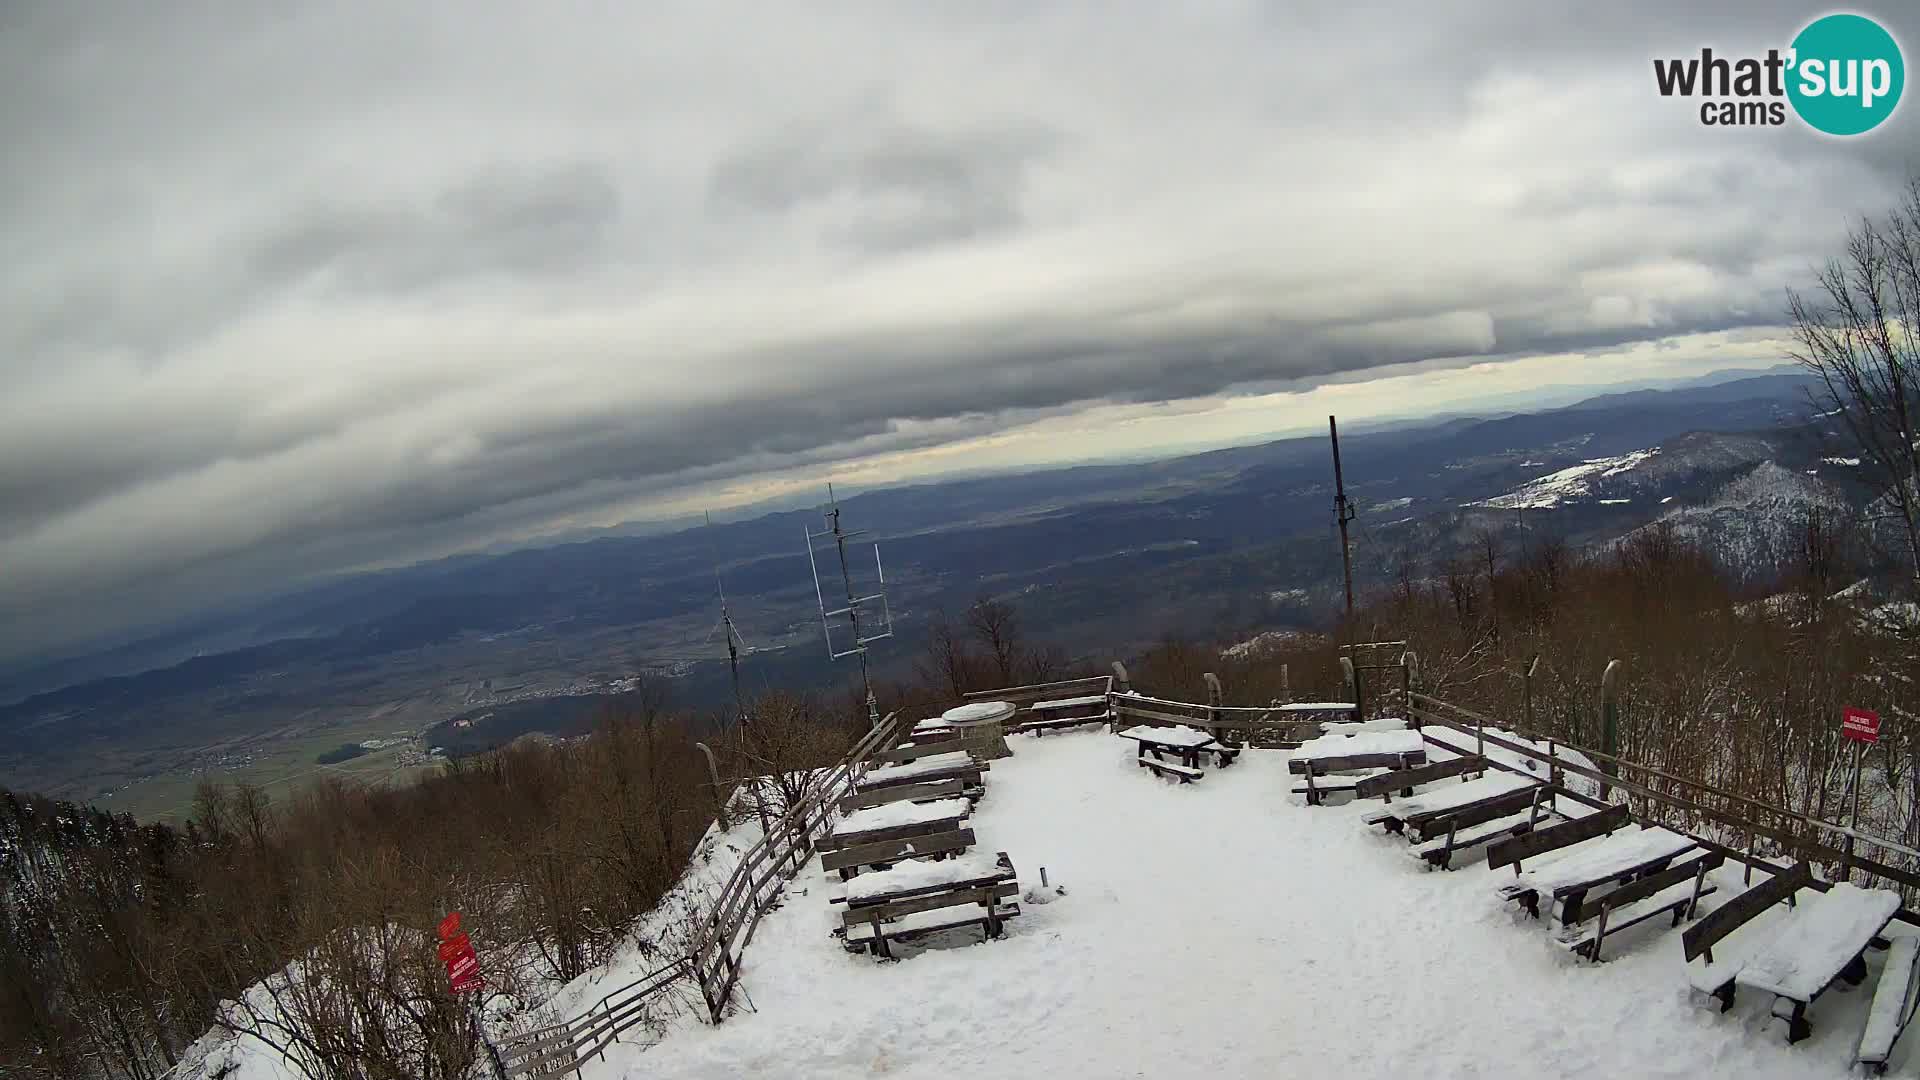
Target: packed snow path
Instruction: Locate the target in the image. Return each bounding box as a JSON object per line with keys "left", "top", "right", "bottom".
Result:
{"left": 592, "top": 730, "right": 1907, "bottom": 1079}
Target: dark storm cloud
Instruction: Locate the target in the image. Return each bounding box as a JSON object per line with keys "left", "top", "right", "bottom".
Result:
{"left": 2, "top": 0, "right": 1918, "bottom": 661}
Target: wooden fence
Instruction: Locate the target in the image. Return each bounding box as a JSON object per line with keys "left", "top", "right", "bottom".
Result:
{"left": 1108, "top": 691, "right": 1355, "bottom": 749}
{"left": 962, "top": 675, "right": 1114, "bottom": 731}
{"left": 497, "top": 709, "right": 913, "bottom": 1078}
{"left": 1407, "top": 690, "right": 1920, "bottom": 921}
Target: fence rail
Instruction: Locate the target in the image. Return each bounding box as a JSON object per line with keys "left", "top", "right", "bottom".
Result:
{"left": 1406, "top": 690, "right": 1920, "bottom": 920}
{"left": 497, "top": 709, "right": 913, "bottom": 1078}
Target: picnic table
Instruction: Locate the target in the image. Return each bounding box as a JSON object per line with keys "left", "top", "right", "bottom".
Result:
{"left": 1497, "top": 825, "right": 1698, "bottom": 923}
{"left": 1363, "top": 772, "right": 1540, "bottom": 838}
{"left": 829, "top": 797, "right": 969, "bottom": 850}
{"left": 1116, "top": 724, "right": 1236, "bottom": 769}
{"left": 1733, "top": 883, "right": 1901, "bottom": 1043}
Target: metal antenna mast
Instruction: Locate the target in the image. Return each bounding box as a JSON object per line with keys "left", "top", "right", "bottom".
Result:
{"left": 706, "top": 511, "right": 749, "bottom": 726}
{"left": 1329, "top": 415, "right": 1356, "bottom": 622}
{"left": 805, "top": 483, "right": 894, "bottom": 723}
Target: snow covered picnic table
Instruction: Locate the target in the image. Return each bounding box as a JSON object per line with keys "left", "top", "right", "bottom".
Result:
{"left": 829, "top": 797, "right": 969, "bottom": 849}
{"left": 1734, "top": 883, "right": 1900, "bottom": 1012}
{"left": 1362, "top": 771, "right": 1541, "bottom": 839}
{"left": 1116, "top": 724, "right": 1235, "bottom": 770}
{"left": 1497, "top": 825, "right": 1699, "bottom": 923}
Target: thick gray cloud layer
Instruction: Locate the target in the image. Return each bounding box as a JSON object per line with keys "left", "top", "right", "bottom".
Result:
{"left": 1, "top": 0, "right": 1915, "bottom": 662}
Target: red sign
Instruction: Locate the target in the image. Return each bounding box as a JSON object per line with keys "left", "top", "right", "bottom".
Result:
{"left": 1843, "top": 706, "right": 1881, "bottom": 744}
{"left": 436, "top": 911, "right": 462, "bottom": 941}
{"left": 437, "top": 933, "right": 471, "bottom": 962}
{"left": 447, "top": 952, "right": 479, "bottom": 982}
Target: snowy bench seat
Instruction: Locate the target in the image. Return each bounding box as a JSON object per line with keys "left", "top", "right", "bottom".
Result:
{"left": 820, "top": 828, "right": 976, "bottom": 879}
{"left": 1496, "top": 824, "right": 1698, "bottom": 924}
{"left": 1859, "top": 936, "right": 1920, "bottom": 1074}
{"left": 825, "top": 798, "right": 969, "bottom": 852}
{"left": 1410, "top": 806, "right": 1551, "bottom": 871}
{"left": 839, "top": 777, "right": 968, "bottom": 815}
{"left": 842, "top": 883, "right": 1022, "bottom": 958}
{"left": 1366, "top": 773, "right": 1544, "bottom": 842}
{"left": 1735, "top": 882, "right": 1901, "bottom": 1043}
{"left": 1555, "top": 851, "right": 1722, "bottom": 962}
{"left": 858, "top": 753, "right": 983, "bottom": 792}
{"left": 832, "top": 851, "right": 1015, "bottom": 907}
{"left": 1140, "top": 757, "right": 1204, "bottom": 783}
{"left": 1354, "top": 754, "right": 1486, "bottom": 802}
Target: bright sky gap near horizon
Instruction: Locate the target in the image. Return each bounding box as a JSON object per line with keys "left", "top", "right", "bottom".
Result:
{"left": 2, "top": 1, "right": 1916, "bottom": 665}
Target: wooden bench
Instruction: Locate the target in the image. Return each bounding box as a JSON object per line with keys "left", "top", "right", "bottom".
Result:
{"left": 1488, "top": 804, "right": 1631, "bottom": 875}
{"left": 820, "top": 828, "right": 976, "bottom": 880}
{"left": 1417, "top": 790, "right": 1555, "bottom": 870}
{"left": 1561, "top": 850, "right": 1722, "bottom": 962}
{"left": 1293, "top": 753, "right": 1423, "bottom": 805}
{"left": 1859, "top": 936, "right": 1920, "bottom": 1074}
{"left": 1399, "top": 783, "right": 1543, "bottom": 844}
{"left": 1683, "top": 861, "right": 1811, "bottom": 1012}
{"left": 875, "top": 741, "right": 983, "bottom": 767}
{"left": 1354, "top": 754, "right": 1487, "bottom": 802}
{"left": 1495, "top": 823, "right": 1698, "bottom": 924}
{"left": 842, "top": 883, "right": 1022, "bottom": 958}
{"left": 838, "top": 778, "right": 967, "bottom": 815}
{"left": 1362, "top": 773, "right": 1540, "bottom": 837}
{"left": 830, "top": 851, "right": 1015, "bottom": 907}
{"left": 1735, "top": 882, "right": 1900, "bottom": 1043}
{"left": 1141, "top": 757, "right": 1203, "bottom": 783}
{"left": 857, "top": 752, "right": 986, "bottom": 794}
{"left": 1020, "top": 695, "right": 1111, "bottom": 735}
{"left": 821, "top": 798, "right": 969, "bottom": 857}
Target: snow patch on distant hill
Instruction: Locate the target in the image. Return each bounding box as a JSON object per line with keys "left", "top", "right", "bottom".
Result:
{"left": 1223, "top": 629, "right": 1319, "bottom": 659}
{"left": 1630, "top": 462, "right": 1847, "bottom": 583}
{"left": 1475, "top": 449, "right": 1660, "bottom": 509}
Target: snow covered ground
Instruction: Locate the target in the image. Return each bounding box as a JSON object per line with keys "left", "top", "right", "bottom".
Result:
{"left": 585, "top": 728, "right": 1912, "bottom": 1079}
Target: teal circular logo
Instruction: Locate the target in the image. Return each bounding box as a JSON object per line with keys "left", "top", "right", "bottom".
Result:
{"left": 1787, "top": 14, "right": 1904, "bottom": 135}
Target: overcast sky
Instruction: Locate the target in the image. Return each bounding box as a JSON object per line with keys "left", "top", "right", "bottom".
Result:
{"left": 2, "top": 1, "right": 1915, "bottom": 665}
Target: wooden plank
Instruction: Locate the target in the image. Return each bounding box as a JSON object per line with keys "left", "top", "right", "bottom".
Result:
{"left": 1354, "top": 754, "right": 1486, "bottom": 799}
{"left": 1409, "top": 786, "right": 1545, "bottom": 841}
{"left": 819, "top": 828, "right": 976, "bottom": 873}
{"left": 842, "top": 882, "right": 1019, "bottom": 928}
{"left": 1141, "top": 757, "right": 1202, "bottom": 782}
{"left": 1289, "top": 751, "right": 1425, "bottom": 776}
{"left": 1860, "top": 937, "right": 1920, "bottom": 1070}
{"left": 823, "top": 815, "right": 965, "bottom": 853}
{"left": 1486, "top": 803, "right": 1630, "bottom": 872}
{"left": 1682, "top": 860, "right": 1812, "bottom": 963}
{"left": 847, "top": 903, "right": 1023, "bottom": 944}
{"left": 857, "top": 762, "right": 984, "bottom": 792}
{"left": 838, "top": 778, "right": 964, "bottom": 813}
{"left": 1593, "top": 850, "right": 1724, "bottom": 918}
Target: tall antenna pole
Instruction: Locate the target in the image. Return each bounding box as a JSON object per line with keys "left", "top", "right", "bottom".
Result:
{"left": 805, "top": 483, "right": 893, "bottom": 725}
{"left": 707, "top": 511, "right": 747, "bottom": 727}
{"left": 1329, "top": 415, "right": 1356, "bottom": 622}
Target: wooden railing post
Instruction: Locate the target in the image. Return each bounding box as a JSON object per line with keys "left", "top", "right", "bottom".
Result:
{"left": 1600, "top": 659, "right": 1622, "bottom": 802}
{"left": 1280, "top": 662, "right": 1291, "bottom": 704}
{"left": 1340, "top": 656, "right": 1359, "bottom": 721}
{"left": 1111, "top": 661, "right": 1131, "bottom": 694}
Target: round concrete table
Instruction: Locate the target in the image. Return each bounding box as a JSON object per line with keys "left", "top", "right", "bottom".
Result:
{"left": 941, "top": 700, "right": 1015, "bottom": 761}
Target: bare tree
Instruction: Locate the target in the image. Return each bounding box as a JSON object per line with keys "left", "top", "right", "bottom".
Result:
{"left": 966, "top": 596, "right": 1024, "bottom": 685}
{"left": 1790, "top": 174, "right": 1920, "bottom": 595}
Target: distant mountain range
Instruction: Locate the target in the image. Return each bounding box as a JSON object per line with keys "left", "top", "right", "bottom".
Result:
{"left": 1, "top": 366, "right": 1874, "bottom": 810}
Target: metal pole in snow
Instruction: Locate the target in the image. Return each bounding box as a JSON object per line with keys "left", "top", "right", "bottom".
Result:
{"left": 1844, "top": 738, "right": 1864, "bottom": 882}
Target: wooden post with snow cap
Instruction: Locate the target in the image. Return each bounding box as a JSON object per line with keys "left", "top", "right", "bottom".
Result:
{"left": 1205, "top": 672, "right": 1237, "bottom": 747}
{"left": 694, "top": 741, "right": 728, "bottom": 826}
{"left": 1111, "top": 661, "right": 1131, "bottom": 694}
{"left": 1599, "top": 660, "right": 1622, "bottom": 803}
{"left": 1340, "top": 656, "right": 1359, "bottom": 722}
{"left": 1401, "top": 651, "right": 1418, "bottom": 730}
